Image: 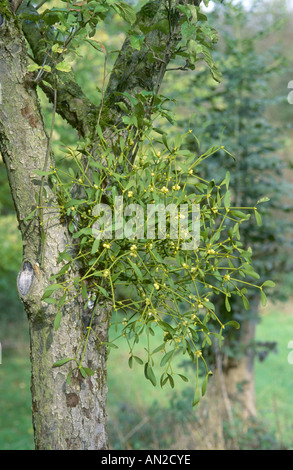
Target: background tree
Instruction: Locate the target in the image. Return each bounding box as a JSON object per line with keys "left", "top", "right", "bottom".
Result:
{"left": 179, "top": 0, "right": 293, "bottom": 443}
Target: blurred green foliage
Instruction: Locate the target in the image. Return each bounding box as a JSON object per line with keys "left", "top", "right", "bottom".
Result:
{"left": 0, "top": 214, "right": 23, "bottom": 320}
{"left": 0, "top": 350, "right": 33, "bottom": 450}
{"left": 0, "top": 164, "right": 15, "bottom": 215}
{"left": 0, "top": 155, "right": 23, "bottom": 321}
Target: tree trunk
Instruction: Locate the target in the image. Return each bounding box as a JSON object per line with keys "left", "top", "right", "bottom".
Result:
{"left": 0, "top": 9, "right": 110, "bottom": 450}
{"left": 198, "top": 305, "right": 258, "bottom": 449}
{"left": 220, "top": 316, "right": 257, "bottom": 419}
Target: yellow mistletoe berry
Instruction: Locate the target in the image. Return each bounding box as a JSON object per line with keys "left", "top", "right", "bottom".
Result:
{"left": 207, "top": 249, "right": 215, "bottom": 255}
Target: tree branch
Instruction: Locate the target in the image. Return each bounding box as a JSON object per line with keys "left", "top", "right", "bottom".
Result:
{"left": 102, "top": 0, "right": 201, "bottom": 127}
{"left": 18, "top": 1, "right": 99, "bottom": 138}
{"left": 10, "top": 0, "right": 24, "bottom": 12}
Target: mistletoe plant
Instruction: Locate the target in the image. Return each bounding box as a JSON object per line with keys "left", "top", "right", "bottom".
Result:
{"left": 33, "top": 135, "right": 273, "bottom": 405}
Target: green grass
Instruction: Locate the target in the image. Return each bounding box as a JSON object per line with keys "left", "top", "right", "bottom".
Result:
{"left": 1, "top": 301, "right": 293, "bottom": 449}
{"left": 255, "top": 302, "right": 293, "bottom": 449}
